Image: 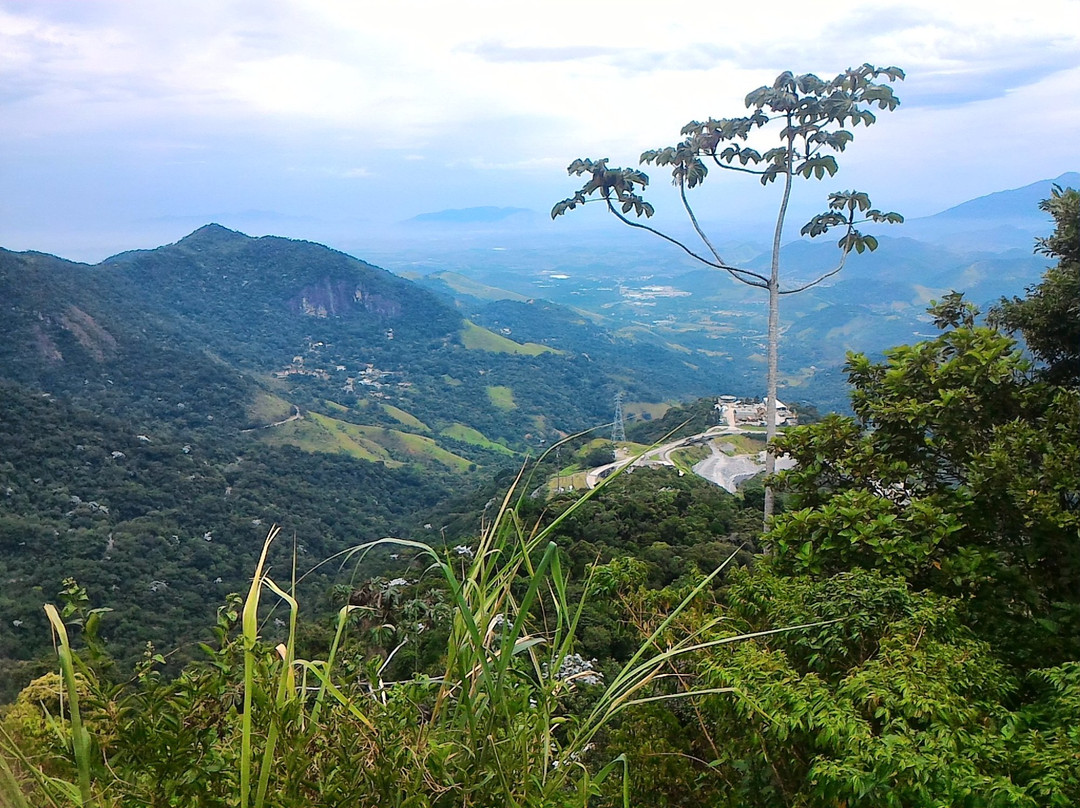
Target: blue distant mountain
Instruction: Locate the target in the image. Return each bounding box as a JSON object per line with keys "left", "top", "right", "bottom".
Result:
{"left": 407, "top": 206, "right": 536, "bottom": 225}
{"left": 929, "top": 172, "right": 1080, "bottom": 220}
{"left": 899, "top": 171, "right": 1079, "bottom": 250}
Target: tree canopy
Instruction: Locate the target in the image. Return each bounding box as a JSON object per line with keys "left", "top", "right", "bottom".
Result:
{"left": 992, "top": 185, "right": 1080, "bottom": 386}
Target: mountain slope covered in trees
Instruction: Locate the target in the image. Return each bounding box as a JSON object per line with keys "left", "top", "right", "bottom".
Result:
{"left": 0, "top": 224, "right": 736, "bottom": 697}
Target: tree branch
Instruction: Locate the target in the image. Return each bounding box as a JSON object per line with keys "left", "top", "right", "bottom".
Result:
{"left": 678, "top": 179, "right": 771, "bottom": 286}
{"left": 778, "top": 246, "right": 851, "bottom": 294}
{"left": 709, "top": 155, "right": 767, "bottom": 176}
{"left": 603, "top": 198, "right": 769, "bottom": 289}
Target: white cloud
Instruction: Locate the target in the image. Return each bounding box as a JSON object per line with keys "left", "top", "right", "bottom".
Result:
{"left": 1, "top": 0, "right": 1078, "bottom": 255}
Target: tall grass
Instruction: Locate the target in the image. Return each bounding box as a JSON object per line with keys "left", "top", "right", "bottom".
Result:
{"left": 1, "top": 455, "right": 773, "bottom": 807}
{"left": 0, "top": 607, "right": 97, "bottom": 808}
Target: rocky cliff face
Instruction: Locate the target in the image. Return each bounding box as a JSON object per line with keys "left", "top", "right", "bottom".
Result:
{"left": 28, "top": 306, "right": 117, "bottom": 364}
{"left": 288, "top": 278, "right": 403, "bottom": 319}
{"left": 1, "top": 248, "right": 122, "bottom": 367}
{"left": 58, "top": 306, "right": 118, "bottom": 361}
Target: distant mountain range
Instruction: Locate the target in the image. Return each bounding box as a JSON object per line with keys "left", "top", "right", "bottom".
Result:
{"left": 403, "top": 172, "right": 1078, "bottom": 251}
{"left": 407, "top": 206, "right": 537, "bottom": 225}
{"left": 923, "top": 172, "right": 1079, "bottom": 221}
{"left": 896, "top": 172, "right": 1079, "bottom": 250}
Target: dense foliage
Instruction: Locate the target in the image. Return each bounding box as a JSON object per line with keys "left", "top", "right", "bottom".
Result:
{"left": 0, "top": 383, "right": 454, "bottom": 700}
{"left": 992, "top": 185, "right": 1080, "bottom": 386}
{"left": 770, "top": 296, "right": 1080, "bottom": 667}
{"left": 591, "top": 191, "right": 1080, "bottom": 805}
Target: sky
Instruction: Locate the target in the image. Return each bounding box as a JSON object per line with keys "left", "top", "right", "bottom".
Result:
{"left": 1, "top": 0, "right": 1079, "bottom": 263}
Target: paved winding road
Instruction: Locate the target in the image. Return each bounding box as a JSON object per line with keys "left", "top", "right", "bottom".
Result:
{"left": 585, "top": 425, "right": 794, "bottom": 493}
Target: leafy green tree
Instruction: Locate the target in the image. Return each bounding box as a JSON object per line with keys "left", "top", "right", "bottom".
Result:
{"left": 768, "top": 293, "right": 1080, "bottom": 666}
{"left": 554, "top": 64, "right": 905, "bottom": 521}
{"left": 593, "top": 559, "right": 1080, "bottom": 808}
{"left": 993, "top": 184, "right": 1080, "bottom": 386}
{"left": 582, "top": 442, "right": 616, "bottom": 469}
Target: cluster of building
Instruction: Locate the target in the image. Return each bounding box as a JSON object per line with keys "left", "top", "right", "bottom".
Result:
{"left": 342, "top": 364, "right": 395, "bottom": 393}
{"left": 272, "top": 356, "right": 397, "bottom": 395}
{"left": 715, "top": 395, "right": 797, "bottom": 427}
{"left": 273, "top": 355, "right": 332, "bottom": 381}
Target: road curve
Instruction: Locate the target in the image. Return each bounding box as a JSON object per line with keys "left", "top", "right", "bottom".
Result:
{"left": 585, "top": 426, "right": 792, "bottom": 492}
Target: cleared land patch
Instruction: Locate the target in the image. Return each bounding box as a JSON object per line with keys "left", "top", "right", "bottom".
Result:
{"left": 262, "top": 413, "right": 470, "bottom": 470}
{"left": 712, "top": 433, "right": 767, "bottom": 455}
{"left": 381, "top": 404, "right": 430, "bottom": 431}
{"left": 440, "top": 423, "right": 516, "bottom": 455}
{"left": 625, "top": 401, "right": 670, "bottom": 422}
{"left": 387, "top": 429, "right": 472, "bottom": 471}
{"left": 431, "top": 271, "right": 529, "bottom": 302}
{"left": 247, "top": 391, "right": 294, "bottom": 425}
{"left": 460, "top": 320, "right": 559, "bottom": 356}
{"left": 668, "top": 444, "right": 711, "bottom": 471}
{"left": 263, "top": 413, "right": 393, "bottom": 464}
{"left": 486, "top": 385, "right": 516, "bottom": 410}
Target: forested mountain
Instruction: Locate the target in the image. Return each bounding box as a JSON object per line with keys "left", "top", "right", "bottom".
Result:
{"left": 0, "top": 223, "right": 736, "bottom": 697}
{"left": 2, "top": 224, "right": 728, "bottom": 452}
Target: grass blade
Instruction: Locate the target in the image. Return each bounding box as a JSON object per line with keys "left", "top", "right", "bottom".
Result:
{"left": 240, "top": 526, "right": 279, "bottom": 808}
{"left": 42, "top": 604, "right": 93, "bottom": 808}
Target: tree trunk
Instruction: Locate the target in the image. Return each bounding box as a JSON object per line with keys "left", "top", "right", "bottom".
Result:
{"left": 764, "top": 275, "right": 779, "bottom": 527}
{"left": 763, "top": 146, "right": 794, "bottom": 529}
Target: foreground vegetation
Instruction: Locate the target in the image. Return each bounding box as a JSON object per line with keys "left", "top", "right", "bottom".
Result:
{"left": 0, "top": 468, "right": 761, "bottom": 807}
{"left": 2, "top": 191, "right": 1078, "bottom": 805}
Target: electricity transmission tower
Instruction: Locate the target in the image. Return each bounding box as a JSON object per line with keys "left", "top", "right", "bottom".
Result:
{"left": 611, "top": 392, "right": 626, "bottom": 443}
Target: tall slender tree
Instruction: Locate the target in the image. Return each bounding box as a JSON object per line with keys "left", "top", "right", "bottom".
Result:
{"left": 553, "top": 65, "right": 905, "bottom": 522}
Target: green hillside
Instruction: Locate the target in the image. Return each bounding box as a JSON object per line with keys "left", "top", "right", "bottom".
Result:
{"left": 0, "top": 226, "right": 731, "bottom": 700}
{"left": 460, "top": 320, "right": 560, "bottom": 355}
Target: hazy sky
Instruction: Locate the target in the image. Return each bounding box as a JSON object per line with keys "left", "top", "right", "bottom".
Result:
{"left": 2, "top": 0, "right": 1079, "bottom": 261}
